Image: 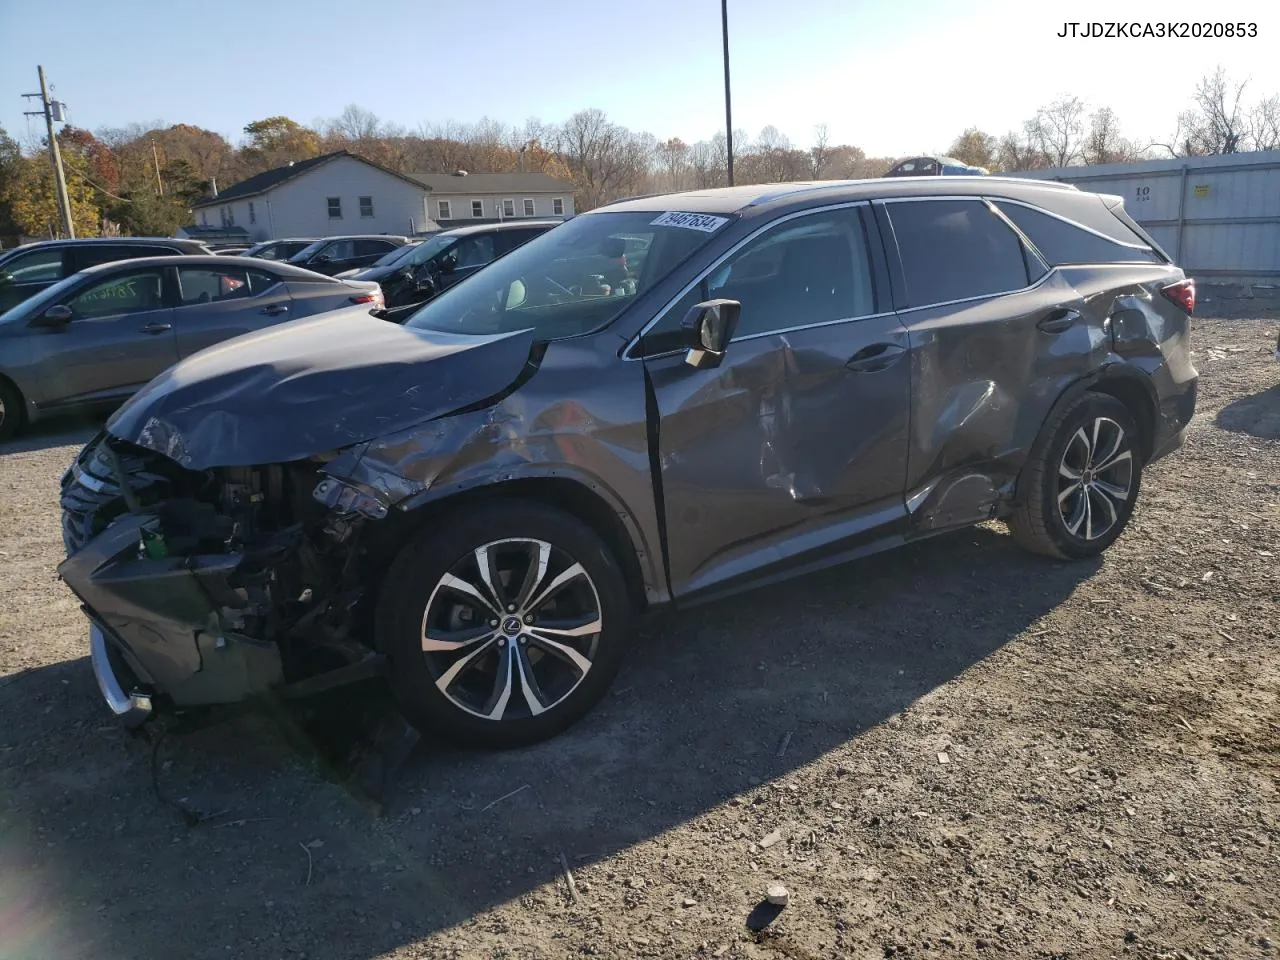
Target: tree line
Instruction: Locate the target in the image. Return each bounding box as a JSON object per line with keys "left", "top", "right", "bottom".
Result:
{"left": 1, "top": 66, "right": 1276, "bottom": 242}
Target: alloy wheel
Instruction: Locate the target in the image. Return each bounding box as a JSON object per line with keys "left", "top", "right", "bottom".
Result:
{"left": 1057, "top": 416, "right": 1135, "bottom": 541}
{"left": 420, "top": 538, "right": 603, "bottom": 721}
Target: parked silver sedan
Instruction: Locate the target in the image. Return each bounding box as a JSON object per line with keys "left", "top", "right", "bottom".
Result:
{"left": 0, "top": 255, "right": 384, "bottom": 439}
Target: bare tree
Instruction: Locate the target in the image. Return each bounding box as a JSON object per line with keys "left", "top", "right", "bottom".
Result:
{"left": 1250, "top": 94, "right": 1280, "bottom": 151}
{"left": 657, "top": 137, "right": 690, "bottom": 192}
{"left": 996, "top": 131, "right": 1049, "bottom": 172}
{"left": 1082, "top": 107, "right": 1144, "bottom": 165}
{"left": 1025, "top": 96, "right": 1085, "bottom": 167}
{"left": 1182, "top": 67, "right": 1250, "bottom": 154}
{"left": 327, "top": 104, "right": 384, "bottom": 142}
{"left": 555, "top": 108, "right": 652, "bottom": 209}
{"left": 809, "top": 123, "right": 831, "bottom": 178}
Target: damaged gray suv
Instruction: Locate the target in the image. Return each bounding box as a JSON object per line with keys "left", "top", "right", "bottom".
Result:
{"left": 58, "top": 178, "right": 1198, "bottom": 747}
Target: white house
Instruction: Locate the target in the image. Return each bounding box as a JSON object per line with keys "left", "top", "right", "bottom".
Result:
{"left": 186, "top": 152, "right": 575, "bottom": 242}
{"left": 413, "top": 171, "right": 575, "bottom": 228}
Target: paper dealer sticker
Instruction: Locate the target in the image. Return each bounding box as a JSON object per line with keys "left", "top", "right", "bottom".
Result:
{"left": 650, "top": 212, "right": 729, "bottom": 232}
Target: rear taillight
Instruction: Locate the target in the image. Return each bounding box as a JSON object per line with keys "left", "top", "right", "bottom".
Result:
{"left": 1160, "top": 278, "right": 1195, "bottom": 314}
{"left": 349, "top": 289, "right": 385, "bottom": 308}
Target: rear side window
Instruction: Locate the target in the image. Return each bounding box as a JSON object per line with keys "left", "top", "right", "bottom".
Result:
{"left": 993, "top": 201, "right": 1161, "bottom": 266}
{"left": 248, "top": 270, "right": 282, "bottom": 293}
{"left": 885, "top": 199, "right": 1030, "bottom": 307}
{"left": 177, "top": 266, "right": 254, "bottom": 305}
{"left": 0, "top": 247, "right": 64, "bottom": 284}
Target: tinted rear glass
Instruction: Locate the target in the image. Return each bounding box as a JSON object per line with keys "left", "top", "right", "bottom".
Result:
{"left": 993, "top": 201, "right": 1160, "bottom": 266}
{"left": 886, "top": 199, "right": 1030, "bottom": 307}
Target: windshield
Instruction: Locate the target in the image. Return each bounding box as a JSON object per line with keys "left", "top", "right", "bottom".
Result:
{"left": 287, "top": 240, "right": 329, "bottom": 264}
{"left": 405, "top": 211, "right": 733, "bottom": 340}
{"left": 401, "top": 234, "right": 459, "bottom": 267}
{"left": 373, "top": 242, "right": 421, "bottom": 267}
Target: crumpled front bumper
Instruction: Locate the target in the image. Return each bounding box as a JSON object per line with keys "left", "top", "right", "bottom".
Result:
{"left": 59, "top": 511, "right": 284, "bottom": 716}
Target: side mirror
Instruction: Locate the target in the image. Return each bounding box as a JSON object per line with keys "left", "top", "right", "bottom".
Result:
{"left": 680, "top": 299, "right": 741, "bottom": 369}
{"left": 311, "top": 254, "right": 331, "bottom": 264}
{"left": 30, "top": 304, "right": 73, "bottom": 329}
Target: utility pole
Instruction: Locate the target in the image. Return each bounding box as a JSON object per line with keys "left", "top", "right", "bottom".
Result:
{"left": 151, "top": 139, "right": 164, "bottom": 196}
{"left": 22, "top": 66, "right": 75, "bottom": 238}
{"left": 721, "top": 0, "right": 734, "bottom": 186}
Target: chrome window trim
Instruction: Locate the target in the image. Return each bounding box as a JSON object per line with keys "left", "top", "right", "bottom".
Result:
{"left": 987, "top": 195, "right": 1155, "bottom": 252}
{"left": 622, "top": 200, "right": 876, "bottom": 361}
{"left": 893, "top": 265, "right": 1057, "bottom": 317}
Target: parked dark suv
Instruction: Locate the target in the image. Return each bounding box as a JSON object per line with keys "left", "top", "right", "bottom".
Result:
{"left": 285, "top": 235, "right": 408, "bottom": 276}
{"left": 0, "top": 237, "right": 211, "bottom": 312}
{"left": 348, "top": 221, "right": 560, "bottom": 320}
{"left": 57, "top": 178, "right": 1197, "bottom": 749}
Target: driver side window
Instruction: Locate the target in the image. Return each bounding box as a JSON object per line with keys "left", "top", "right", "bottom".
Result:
{"left": 641, "top": 206, "right": 877, "bottom": 355}
{"left": 66, "top": 269, "right": 167, "bottom": 318}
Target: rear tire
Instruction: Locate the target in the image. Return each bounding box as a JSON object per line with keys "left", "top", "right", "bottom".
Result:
{"left": 1010, "top": 393, "right": 1143, "bottom": 559}
{"left": 0, "top": 378, "right": 24, "bottom": 442}
{"left": 375, "top": 500, "right": 634, "bottom": 748}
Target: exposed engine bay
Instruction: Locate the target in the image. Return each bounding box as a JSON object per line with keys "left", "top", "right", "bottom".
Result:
{"left": 59, "top": 433, "right": 384, "bottom": 711}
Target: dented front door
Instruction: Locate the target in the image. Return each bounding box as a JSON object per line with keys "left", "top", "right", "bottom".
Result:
{"left": 642, "top": 205, "right": 911, "bottom": 601}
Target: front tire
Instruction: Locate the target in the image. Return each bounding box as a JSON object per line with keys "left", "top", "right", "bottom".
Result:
{"left": 0, "top": 378, "right": 25, "bottom": 442}
{"left": 376, "top": 500, "right": 633, "bottom": 748}
{"left": 1010, "top": 393, "right": 1143, "bottom": 559}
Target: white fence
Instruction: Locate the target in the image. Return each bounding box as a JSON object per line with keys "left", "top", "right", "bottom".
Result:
{"left": 1016, "top": 151, "right": 1280, "bottom": 285}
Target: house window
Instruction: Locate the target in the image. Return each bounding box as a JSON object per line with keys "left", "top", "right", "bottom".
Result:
{"left": 327, "top": 197, "right": 342, "bottom": 219}
{"left": 359, "top": 196, "right": 374, "bottom": 218}
{"left": 201, "top": 211, "right": 208, "bottom": 226}
{"left": 552, "top": 198, "right": 564, "bottom": 216}
{"left": 471, "top": 199, "right": 483, "bottom": 218}
{"left": 502, "top": 199, "right": 515, "bottom": 218}
{"left": 220, "top": 207, "right": 233, "bottom": 227}
{"left": 248, "top": 201, "right": 256, "bottom": 224}
{"left": 437, "top": 200, "right": 451, "bottom": 220}
{"left": 523, "top": 198, "right": 535, "bottom": 217}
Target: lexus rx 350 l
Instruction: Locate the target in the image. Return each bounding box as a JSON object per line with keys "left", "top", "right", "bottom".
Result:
{"left": 57, "top": 177, "right": 1197, "bottom": 747}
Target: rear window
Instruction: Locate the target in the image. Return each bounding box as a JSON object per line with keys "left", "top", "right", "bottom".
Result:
{"left": 993, "top": 201, "right": 1160, "bottom": 266}
{"left": 886, "top": 199, "right": 1032, "bottom": 307}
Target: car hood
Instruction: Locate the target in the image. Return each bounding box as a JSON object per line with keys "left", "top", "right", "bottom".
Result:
{"left": 106, "top": 307, "right": 538, "bottom": 469}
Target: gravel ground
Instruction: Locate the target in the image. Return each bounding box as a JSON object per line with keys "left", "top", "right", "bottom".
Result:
{"left": 1, "top": 313, "right": 1277, "bottom": 960}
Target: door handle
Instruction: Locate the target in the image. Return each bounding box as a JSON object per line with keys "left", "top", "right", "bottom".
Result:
{"left": 260, "top": 304, "right": 289, "bottom": 316}
{"left": 138, "top": 322, "right": 171, "bottom": 334}
{"left": 845, "top": 342, "right": 906, "bottom": 373}
{"left": 1037, "top": 308, "right": 1081, "bottom": 334}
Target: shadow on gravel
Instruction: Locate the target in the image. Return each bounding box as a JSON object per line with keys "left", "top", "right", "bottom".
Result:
{"left": 1215, "top": 383, "right": 1280, "bottom": 441}
{"left": 0, "top": 416, "right": 100, "bottom": 456}
{"left": 0, "top": 525, "right": 1099, "bottom": 960}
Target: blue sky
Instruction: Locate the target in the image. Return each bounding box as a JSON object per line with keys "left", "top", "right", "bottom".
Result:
{"left": 1, "top": 0, "right": 1276, "bottom": 157}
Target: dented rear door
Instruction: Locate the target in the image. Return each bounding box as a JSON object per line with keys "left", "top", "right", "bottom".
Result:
{"left": 877, "top": 197, "right": 1103, "bottom": 535}
{"left": 643, "top": 204, "right": 911, "bottom": 601}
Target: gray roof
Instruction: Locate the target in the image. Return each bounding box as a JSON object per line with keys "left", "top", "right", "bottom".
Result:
{"left": 193, "top": 151, "right": 429, "bottom": 208}
{"left": 410, "top": 172, "right": 573, "bottom": 193}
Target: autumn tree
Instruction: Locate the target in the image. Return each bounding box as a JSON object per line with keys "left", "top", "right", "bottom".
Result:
{"left": 947, "top": 128, "right": 999, "bottom": 170}
{"left": 0, "top": 127, "right": 21, "bottom": 237}
{"left": 241, "top": 116, "right": 321, "bottom": 171}
{"left": 1, "top": 150, "right": 100, "bottom": 238}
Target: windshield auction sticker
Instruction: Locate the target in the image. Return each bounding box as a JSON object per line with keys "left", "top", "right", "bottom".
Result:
{"left": 650, "top": 212, "right": 730, "bottom": 232}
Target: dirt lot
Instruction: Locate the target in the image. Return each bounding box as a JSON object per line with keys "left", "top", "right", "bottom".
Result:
{"left": 1, "top": 312, "right": 1277, "bottom": 960}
